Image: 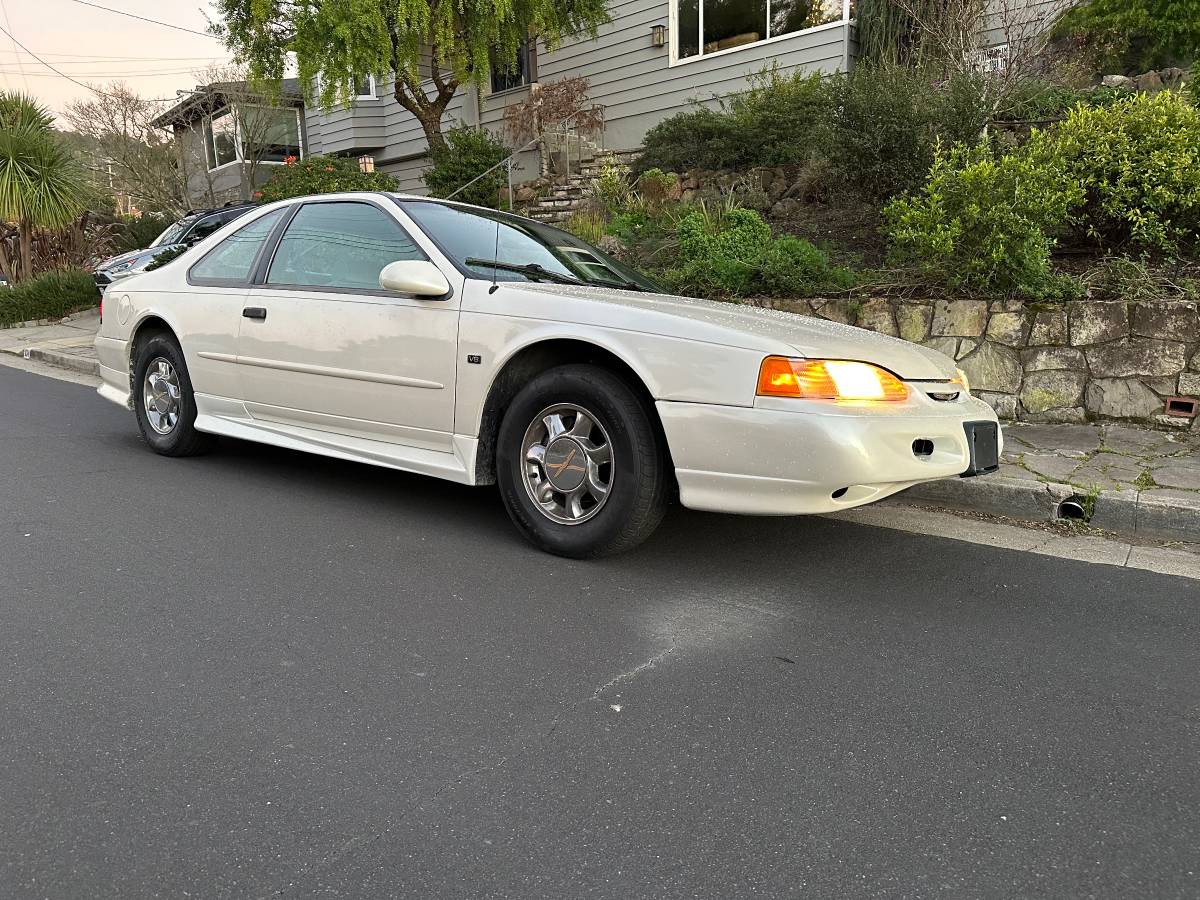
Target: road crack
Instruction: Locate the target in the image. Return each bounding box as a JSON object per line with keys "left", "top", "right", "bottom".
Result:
{"left": 590, "top": 642, "right": 678, "bottom": 702}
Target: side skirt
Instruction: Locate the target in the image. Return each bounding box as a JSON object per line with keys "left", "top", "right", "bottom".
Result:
{"left": 193, "top": 393, "right": 477, "bottom": 486}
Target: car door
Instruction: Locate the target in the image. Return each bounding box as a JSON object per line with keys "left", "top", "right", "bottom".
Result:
{"left": 178, "top": 207, "right": 288, "bottom": 403}
{"left": 236, "top": 198, "right": 461, "bottom": 452}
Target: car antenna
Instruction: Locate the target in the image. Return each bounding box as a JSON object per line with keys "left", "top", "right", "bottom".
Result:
{"left": 488, "top": 215, "right": 500, "bottom": 294}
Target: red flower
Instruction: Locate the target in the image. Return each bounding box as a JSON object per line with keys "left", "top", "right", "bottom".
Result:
{"left": 285, "top": 155, "right": 298, "bottom": 165}
{"left": 253, "top": 191, "right": 263, "bottom": 200}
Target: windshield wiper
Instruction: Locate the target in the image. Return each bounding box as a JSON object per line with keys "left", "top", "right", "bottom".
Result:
{"left": 465, "top": 258, "right": 587, "bottom": 287}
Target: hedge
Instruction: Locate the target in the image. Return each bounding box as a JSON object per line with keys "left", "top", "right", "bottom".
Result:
{"left": 0, "top": 269, "right": 99, "bottom": 327}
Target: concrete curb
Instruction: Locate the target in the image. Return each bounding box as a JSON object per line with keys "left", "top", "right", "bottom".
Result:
{"left": 10, "top": 347, "right": 101, "bottom": 377}
{"left": 893, "top": 474, "right": 1200, "bottom": 544}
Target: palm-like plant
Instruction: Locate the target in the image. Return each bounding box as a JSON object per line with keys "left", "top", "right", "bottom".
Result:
{"left": 0, "top": 92, "right": 84, "bottom": 283}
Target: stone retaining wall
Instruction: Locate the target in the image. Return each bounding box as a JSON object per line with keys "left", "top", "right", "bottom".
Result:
{"left": 766, "top": 296, "right": 1200, "bottom": 427}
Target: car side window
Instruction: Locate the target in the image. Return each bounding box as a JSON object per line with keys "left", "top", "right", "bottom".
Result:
{"left": 186, "top": 213, "right": 229, "bottom": 244}
{"left": 189, "top": 209, "right": 285, "bottom": 284}
{"left": 266, "top": 201, "right": 426, "bottom": 291}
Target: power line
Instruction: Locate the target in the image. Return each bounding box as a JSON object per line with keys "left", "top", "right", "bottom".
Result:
{"left": 0, "top": 0, "right": 28, "bottom": 92}
{"left": 59, "top": 0, "right": 218, "bottom": 39}
{"left": 0, "top": 68, "right": 208, "bottom": 77}
{"left": 0, "top": 20, "right": 186, "bottom": 101}
{"left": 0, "top": 50, "right": 228, "bottom": 60}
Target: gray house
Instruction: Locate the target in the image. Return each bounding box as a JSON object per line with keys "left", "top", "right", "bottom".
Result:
{"left": 305, "top": 0, "right": 858, "bottom": 192}
{"left": 153, "top": 79, "right": 307, "bottom": 209}
{"left": 303, "top": 0, "right": 1068, "bottom": 193}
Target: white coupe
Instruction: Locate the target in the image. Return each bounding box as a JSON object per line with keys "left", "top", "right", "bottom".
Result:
{"left": 94, "top": 193, "right": 1001, "bottom": 557}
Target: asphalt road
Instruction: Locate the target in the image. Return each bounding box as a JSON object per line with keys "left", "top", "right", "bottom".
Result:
{"left": 1, "top": 364, "right": 1197, "bottom": 900}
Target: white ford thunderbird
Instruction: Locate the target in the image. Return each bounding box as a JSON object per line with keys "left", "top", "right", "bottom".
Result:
{"left": 95, "top": 193, "right": 1001, "bottom": 557}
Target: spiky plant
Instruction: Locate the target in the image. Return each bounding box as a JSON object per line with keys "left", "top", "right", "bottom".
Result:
{"left": 0, "top": 93, "right": 85, "bottom": 282}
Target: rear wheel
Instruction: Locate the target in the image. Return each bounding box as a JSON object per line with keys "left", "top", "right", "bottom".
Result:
{"left": 132, "top": 333, "right": 213, "bottom": 456}
{"left": 496, "top": 365, "right": 669, "bottom": 558}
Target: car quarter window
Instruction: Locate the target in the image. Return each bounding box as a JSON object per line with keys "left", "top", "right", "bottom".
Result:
{"left": 188, "top": 208, "right": 285, "bottom": 283}
{"left": 266, "top": 201, "right": 427, "bottom": 291}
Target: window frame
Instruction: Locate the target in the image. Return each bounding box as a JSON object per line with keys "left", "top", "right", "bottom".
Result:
{"left": 355, "top": 75, "right": 378, "bottom": 100}
{"left": 668, "top": 0, "right": 850, "bottom": 67}
{"left": 203, "top": 103, "right": 305, "bottom": 173}
{"left": 488, "top": 38, "right": 537, "bottom": 96}
{"left": 256, "top": 197, "right": 436, "bottom": 299}
{"left": 186, "top": 207, "right": 292, "bottom": 289}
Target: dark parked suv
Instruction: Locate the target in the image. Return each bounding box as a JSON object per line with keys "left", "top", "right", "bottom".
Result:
{"left": 94, "top": 204, "right": 256, "bottom": 293}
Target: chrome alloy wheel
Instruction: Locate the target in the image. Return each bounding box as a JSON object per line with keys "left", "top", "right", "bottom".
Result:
{"left": 142, "top": 357, "right": 182, "bottom": 435}
{"left": 521, "top": 403, "right": 614, "bottom": 525}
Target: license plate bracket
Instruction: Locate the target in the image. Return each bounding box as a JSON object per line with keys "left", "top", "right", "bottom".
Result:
{"left": 961, "top": 421, "right": 1000, "bottom": 477}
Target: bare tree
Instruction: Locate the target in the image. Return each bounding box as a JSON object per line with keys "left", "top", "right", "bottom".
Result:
{"left": 62, "top": 82, "right": 189, "bottom": 217}
{"left": 504, "top": 76, "right": 605, "bottom": 175}
{"left": 885, "top": 0, "right": 1080, "bottom": 118}
{"left": 178, "top": 64, "right": 305, "bottom": 205}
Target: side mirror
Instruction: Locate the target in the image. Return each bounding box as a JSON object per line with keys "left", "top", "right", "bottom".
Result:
{"left": 379, "top": 260, "right": 450, "bottom": 298}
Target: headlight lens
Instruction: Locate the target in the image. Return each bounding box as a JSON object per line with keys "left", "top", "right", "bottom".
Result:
{"left": 757, "top": 357, "right": 909, "bottom": 401}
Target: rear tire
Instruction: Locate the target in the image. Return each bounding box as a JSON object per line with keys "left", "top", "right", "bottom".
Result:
{"left": 132, "top": 333, "right": 213, "bottom": 457}
{"left": 496, "top": 364, "right": 669, "bottom": 558}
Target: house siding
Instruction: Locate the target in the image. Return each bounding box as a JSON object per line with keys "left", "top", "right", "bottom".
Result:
{"left": 303, "top": 0, "right": 852, "bottom": 192}
{"left": 301, "top": 0, "right": 1060, "bottom": 194}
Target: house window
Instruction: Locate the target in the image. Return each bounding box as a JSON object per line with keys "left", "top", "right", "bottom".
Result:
{"left": 204, "top": 108, "right": 239, "bottom": 168}
{"left": 203, "top": 105, "right": 303, "bottom": 171}
{"left": 313, "top": 73, "right": 378, "bottom": 101}
{"left": 676, "top": 0, "right": 845, "bottom": 60}
{"left": 490, "top": 39, "right": 535, "bottom": 94}
{"left": 244, "top": 106, "right": 303, "bottom": 163}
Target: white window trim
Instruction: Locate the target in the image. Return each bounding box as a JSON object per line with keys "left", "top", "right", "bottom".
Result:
{"left": 356, "top": 75, "right": 379, "bottom": 101}
{"left": 668, "top": 1, "right": 850, "bottom": 68}
{"left": 313, "top": 73, "right": 380, "bottom": 102}
{"left": 204, "top": 104, "right": 304, "bottom": 173}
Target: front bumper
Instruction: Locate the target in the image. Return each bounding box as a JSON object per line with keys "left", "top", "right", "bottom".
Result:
{"left": 656, "top": 394, "right": 1002, "bottom": 516}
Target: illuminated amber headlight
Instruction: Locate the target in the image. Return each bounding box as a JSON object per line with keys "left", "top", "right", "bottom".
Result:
{"left": 757, "top": 357, "right": 909, "bottom": 401}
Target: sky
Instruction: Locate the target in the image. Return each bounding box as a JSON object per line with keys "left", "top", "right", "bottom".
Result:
{"left": 0, "top": 0, "right": 236, "bottom": 120}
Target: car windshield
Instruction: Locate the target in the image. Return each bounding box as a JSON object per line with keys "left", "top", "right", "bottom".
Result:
{"left": 151, "top": 218, "right": 192, "bottom": 248}
{"left": 399, "top": 200, "right": 664, "bottom": 293}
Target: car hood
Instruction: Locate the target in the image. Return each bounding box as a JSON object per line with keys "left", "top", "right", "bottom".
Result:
{"left": 97, "top": 247, "right": 151, "bottom": 271}
{"left": 510, "top": 284, "right": 957, "bottom": 381}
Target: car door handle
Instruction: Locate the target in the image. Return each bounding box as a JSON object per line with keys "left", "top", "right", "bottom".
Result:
{"left": 242, "top": 307, "right": 267, "bottom": 320}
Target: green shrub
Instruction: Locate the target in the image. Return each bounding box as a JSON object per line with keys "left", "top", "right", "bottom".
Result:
{"left": 592, "top": 158, "right": 634, "bottom": 208}
{"left": 0, "top": 269, "right": 99, "bottom": 326}
{"left": 563, "top": 209, "right": 607, "bottom": 244}
{"left": 634, "top": 107, "right": 758, "bottom": 174}
{"left": 115, "top": 213, "right": 172, "bottom": 254}
{"left": 635, "top": 70, "right": 831, "bottom": 175}
{"left": 666, "top": 206, "right": 854, "bottom": 297}
{"left": 636, "top": 168, "right": 676, "bottom": 209}
{"left": 884, "top": 144, "right": 1083, "bottom": 298}
{"left": 998, "top": 80, "right": 1132, "bottom": 121}
{"left": 257, "top": 154, "right": 398, "bottom": 204}
{"left": 423, "top": 126, "right": 509, "bottom": 209}
{"left": 1037, "top": 91, "right": 1200, "bottom": 251}
{"left": 823, "top": 67, "right": 989, "bottom": 202}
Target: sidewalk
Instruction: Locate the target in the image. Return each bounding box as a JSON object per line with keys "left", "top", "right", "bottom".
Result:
{"left": 0, "top": 308, "right": 101, "bottom": 376}
{"left": 895, "top": 421, "right": 1200, "bottom": 543}
{"left": 3, "top": 309, "right": 1197, "bottom": 544}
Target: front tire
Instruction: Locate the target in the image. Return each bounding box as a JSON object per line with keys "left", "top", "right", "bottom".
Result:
{"left": 132, "top": 333, "right": 213, "bottom": 457}
{"left": 496, "top": 365, "right": 669, "bottom": 558}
